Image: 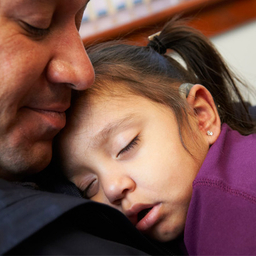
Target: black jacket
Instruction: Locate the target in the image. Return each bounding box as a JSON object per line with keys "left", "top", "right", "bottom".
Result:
{"left": 0, "top": 178, "right": 181, "bottom": 255}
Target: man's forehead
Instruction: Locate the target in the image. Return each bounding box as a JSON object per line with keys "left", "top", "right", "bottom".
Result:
{"left": 4, "top": 0, "right": 90, "bottom": 8}
{"left": 0, "top": 0, "right": 90, "bottom": 16}
{"left": 0, "top": 0, "right": 50, "bottom": 10}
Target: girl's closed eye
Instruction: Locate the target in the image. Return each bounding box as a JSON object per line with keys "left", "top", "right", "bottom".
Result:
{"left": 82, "top": 178, "right": 99, "bottom": 199}
{"left": 117, "top": 135, "right": 140, "bottom": 158}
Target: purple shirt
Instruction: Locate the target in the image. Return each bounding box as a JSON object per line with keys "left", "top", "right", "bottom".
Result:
{"left": 184, "top": 124, "right": 256, "bottom": 255}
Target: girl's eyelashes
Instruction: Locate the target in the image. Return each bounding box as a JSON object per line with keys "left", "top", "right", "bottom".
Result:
{"left": 82, "top": 178, "right": 99, "bottom": 199}
{"left": 20, "top": 21, "right": 50, "bottom": 38}
{"left": 117, "top": 135, "right": 140, "bottom": 158}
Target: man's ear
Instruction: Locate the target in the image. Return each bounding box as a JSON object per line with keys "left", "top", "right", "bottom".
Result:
{"left": 186, "top": 84, "right": 221, "bottom": 145}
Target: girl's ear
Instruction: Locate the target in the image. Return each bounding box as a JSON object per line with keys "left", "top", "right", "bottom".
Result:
{"left": 186, "top": 84, "right": 221, "bottom": 146}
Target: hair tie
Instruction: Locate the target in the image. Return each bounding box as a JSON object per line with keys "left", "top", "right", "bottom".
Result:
{"left": 148, "top": 36, "right": 167, "bottom": 55}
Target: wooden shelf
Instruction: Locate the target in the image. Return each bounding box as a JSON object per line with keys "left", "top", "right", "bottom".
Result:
{"left": 80, "top": 0, "right": 256, "bottom": 46}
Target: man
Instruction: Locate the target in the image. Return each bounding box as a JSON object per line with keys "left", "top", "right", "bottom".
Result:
{"left": 0, "top": 0, "right": 173, "bottom": 254}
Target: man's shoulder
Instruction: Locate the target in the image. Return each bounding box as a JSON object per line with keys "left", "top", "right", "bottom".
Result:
{"left": 0, "top": 179, "right": 169, "bottom": 255}
{"left": 0, "top": 179, "right": 87, "bottom": 254}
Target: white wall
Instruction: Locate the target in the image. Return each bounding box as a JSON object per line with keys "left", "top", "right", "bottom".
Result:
{"left": 211, "top": 20, "right": 256, "bottom": 105}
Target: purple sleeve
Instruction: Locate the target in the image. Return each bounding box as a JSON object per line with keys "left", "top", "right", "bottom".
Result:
{"left": 184, "top": 179, "right": 256, "bottom": 255}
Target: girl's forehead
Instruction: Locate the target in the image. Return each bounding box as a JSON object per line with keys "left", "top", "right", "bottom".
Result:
{"left": 87, "top": 92, "right": 156, "bottom": 115}
{"left": 75, "top": 92, "right": 173, "bottom": 134}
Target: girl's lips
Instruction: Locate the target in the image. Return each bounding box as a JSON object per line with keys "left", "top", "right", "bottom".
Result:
{"left": 135, "top": 203, "right": 162, "bottom": 231}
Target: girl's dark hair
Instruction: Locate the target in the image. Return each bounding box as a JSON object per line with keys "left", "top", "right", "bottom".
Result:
{"left": 75, "top": 19, "right": 255, "bottom": 136}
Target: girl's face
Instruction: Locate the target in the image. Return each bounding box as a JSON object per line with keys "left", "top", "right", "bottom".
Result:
{"left": 60, "top": 91, "right": 209, "bottom": 242}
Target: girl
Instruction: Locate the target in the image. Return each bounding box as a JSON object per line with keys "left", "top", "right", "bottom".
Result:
{"left": 57, "top": 19, "right": 256, "bottom": 255}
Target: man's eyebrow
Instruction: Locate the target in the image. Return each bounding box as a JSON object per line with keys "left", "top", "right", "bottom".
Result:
{"left": 92, "top": 115, "right": 137, "bottom": 147}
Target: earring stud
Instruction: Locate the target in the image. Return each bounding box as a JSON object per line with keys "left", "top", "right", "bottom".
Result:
{"left": 207, "top": 131, "right": 213, "bottom": 136}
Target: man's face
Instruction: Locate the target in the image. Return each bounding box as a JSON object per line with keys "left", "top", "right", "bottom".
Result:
{"left": 0, "top": 0, "right": 94, "bottom": 180}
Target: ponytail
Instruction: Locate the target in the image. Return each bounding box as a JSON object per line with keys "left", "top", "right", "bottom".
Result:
{"left": 85, "top": 19, "right": 255, "bottom": 135}
{"left": 148, "top": 19, "right": 255, "bottom": 134}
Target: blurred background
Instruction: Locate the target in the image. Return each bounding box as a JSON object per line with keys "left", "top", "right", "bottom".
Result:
{"left": 80, "top": 0, "right": 256, "bottom": 104}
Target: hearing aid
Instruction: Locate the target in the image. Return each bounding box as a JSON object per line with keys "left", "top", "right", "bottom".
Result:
{"left": 179, "top": 83, "right": 194, "bottom": 98}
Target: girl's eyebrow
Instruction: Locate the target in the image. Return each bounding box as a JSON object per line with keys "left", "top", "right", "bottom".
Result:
{"left": 92, "top": 114, "right": 137, "bottom": 148}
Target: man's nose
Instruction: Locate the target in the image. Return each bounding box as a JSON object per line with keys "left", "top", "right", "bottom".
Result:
{"left": 46, "top": 27, "right": 95, "bottom": 91}
{"left": 103, "top": 175, "right": 135, "bottom": 206}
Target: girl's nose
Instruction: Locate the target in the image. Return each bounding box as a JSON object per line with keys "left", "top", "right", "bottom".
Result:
{"left": 103, "top": 175, "right": 135, "bottom": 205}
